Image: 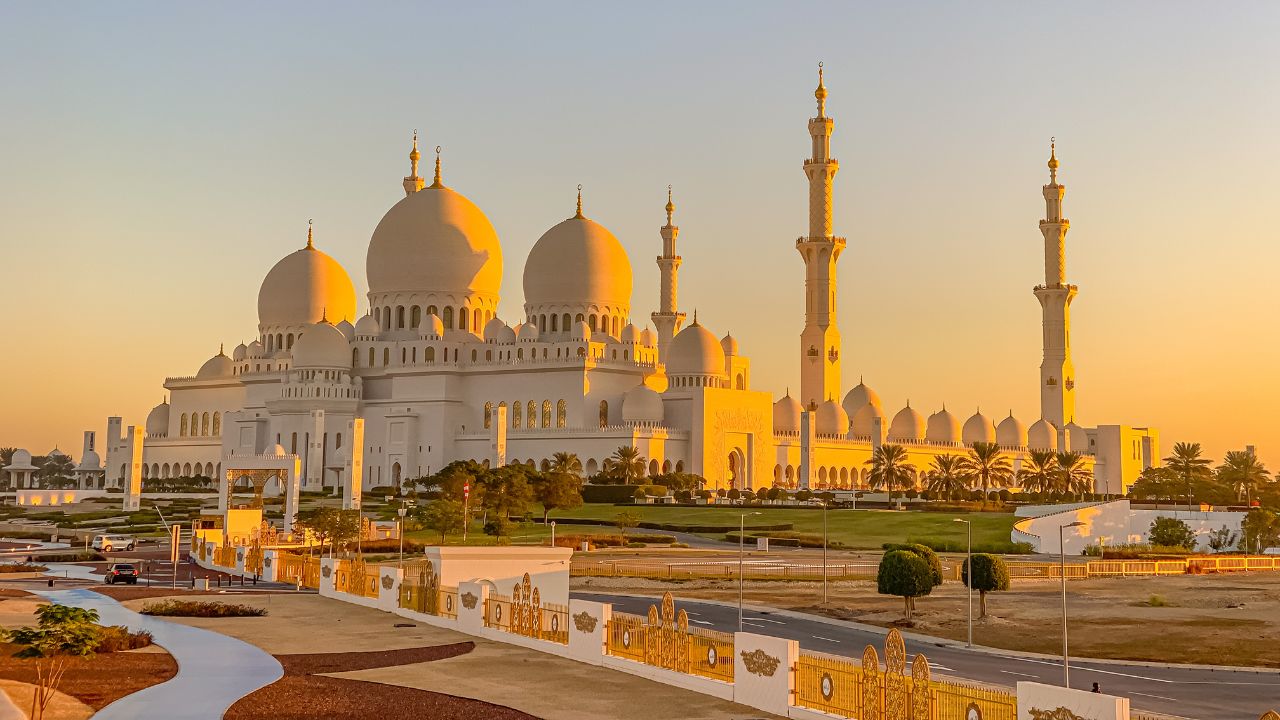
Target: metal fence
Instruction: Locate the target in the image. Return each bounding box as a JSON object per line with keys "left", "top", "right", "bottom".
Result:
{"left": 572, "top": 559, "right": 879, "bottom": 581}
{"left": 604, "top": 593, "right": 735, "bottom": 683}
{"left": 483, "top": 573, "right": 569, "bottom": 645}
{"left": 333, "top": 559, "right": 381, "bottom": 598}
{"left": 276, "top": 553, "right": 321, "bottom": 589}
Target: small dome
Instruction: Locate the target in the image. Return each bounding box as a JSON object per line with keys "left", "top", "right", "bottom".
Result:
{"left": 257, "top": 238, "right": 357, "bottom": 329}
{"left": 48, "top": 447, "right": 66, "bottom": 458}
{"left": 272, "top": 443, "right": 288, "bottom": 457}
{"left": 517, "top": 322, "right": 540, "bottom": 342}
{"left": 842, "top": 381, "right": 882, "bottom": 419}
{"left": 996, "top": 413, "right": 1028, "bottom": 447}
{"left": 620, "top": 323, "right": 641, "bottom": 344}
{"left": 851, "top": 402, "right": 885, "bottom": 439}
{"left": 145, "top": 400, "right": 170, "bottom": 437}
{"left": 569, "top": 320, "right": 591, "bottom": 341}
{"left": 887, "top": 404, "right": 926, "bottom": 442}
{"left": 962, "top": 410, "right": 996, "bottom": 445}
{"left": 667, "top": 322, "right": 725, "bottom": 377}
{"left": 773, "top": 393, "right": 803, "bottom": 433}
{"left": 232, "top": 343, "right": 248, "bottom": 361}
{"left": 484, "top": 318, "right": 511, "bottom": 343}
{"left": 197, "top": 349, "right": 234, "bottom": 379}
{"left": 354, "top": 313, "right": 381, "bottom": 339}
{"left": 247, "top": 340, "right": 264, "bottom": 356}
{"left": 621, "top": 385, "right": 665, "bottom": 425}
{"left": 292, "top": 322, "right": 352, "bottom": 369}
{"left": 421, "top": 313, "right": 445, "bottom": 339}
{"left": 640, "top": 327, "right": 657, "bottom": 347}
{"left": 1028, "top": 418, "right": 1058, "bottom": 450}
{"left": 523, "top": 213, "right": 632, "bottom": 312}
{"left": 721, "top": 333, "right": 739, "bottom": 356}
{"left": 816, "top": 398, "right": 850, "bottom": 437}
{"left": 5, "top": 449, "right": 35, "bottom": 470}
{"left": 76, "top": 450, "right": 101, "bottom": 471}
{"left": 925, "top": 408, "right": 961, "bottom": 444}
{"left": 335, "top": 319, "right": 355, "bottom": 340}
{"left": 1064, "top": 421, "right": 1088, "bottom": 452}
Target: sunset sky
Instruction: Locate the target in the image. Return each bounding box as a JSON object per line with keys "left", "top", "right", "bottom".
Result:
{"left": 2, "top": 3, "right": 1277, "bottom": 467}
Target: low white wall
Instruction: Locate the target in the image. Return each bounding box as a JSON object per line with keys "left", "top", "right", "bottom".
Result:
{"left": 425, "top": 546, "right": 573, "bottom": 605}
{"left": 1017, "top": 499, "right": 1246, "bottom": 554}
{"left": 1016, "top": 681, "right": 1128, "bottom": 720}
{"left": 567, "top": 599, "right": 610, "bottom": 666}
{"left": 733, "top": 632, "right": 796, "bottom": 717}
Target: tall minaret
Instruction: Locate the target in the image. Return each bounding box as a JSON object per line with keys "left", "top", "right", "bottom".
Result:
{"left": 403, "top": 130, "right": 425, "bottom": 196}
{"left": 652, "top": 186, "right": 686, "bottom": 363}
{"left": 1034, "top": 139, "right": 1077, "bottom": 428}
{"left": 796, "top": 63, "right": 845, "bottom": 409}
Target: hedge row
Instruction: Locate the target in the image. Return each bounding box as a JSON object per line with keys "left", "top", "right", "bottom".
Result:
{"left": 723, "top": 531, "right": 847, "bottom": 549}
{"left": 544, "top": 517, "right": 793, "bottom": 534}
{"left": 904, "top": 537, "right": 1034, "bottom": 555}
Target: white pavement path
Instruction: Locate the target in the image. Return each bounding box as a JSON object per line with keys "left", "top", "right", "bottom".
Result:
{"left": 33, "top": 588, "right": 283, "bottom": 719}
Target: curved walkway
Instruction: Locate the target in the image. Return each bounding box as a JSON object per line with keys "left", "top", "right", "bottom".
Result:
{"left": 34, "top": 588, "right": 283, "bottom": 719}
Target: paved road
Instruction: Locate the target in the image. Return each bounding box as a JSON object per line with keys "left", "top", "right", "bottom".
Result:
{"left": 576, "top": 592, "right": 1280, "bottom": 720}
{"left": 36, "top": 587, "right": 282, "bottom": 719}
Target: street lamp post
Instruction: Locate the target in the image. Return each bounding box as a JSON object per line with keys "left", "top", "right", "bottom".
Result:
{"left": 1059, "top": 520, "right": 1085, "bottom": 687}
{"left": 397, "top": 507, "right": 407, "bottom": 566}
{"left": 550, "top": 521, "right": 556, "bottom": 548}
{"left": 738, "top": 511, "right": 761, "bottom": 631}
{"left": 822, "top": 501, "right": 829, "bottom": 605}
{"left": 954, "top": 518, "right": 972, "bottom": 647}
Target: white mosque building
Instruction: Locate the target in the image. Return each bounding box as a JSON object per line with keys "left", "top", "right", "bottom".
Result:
{"left": 92, "top": 70, "right": 1158, "bottom": 501}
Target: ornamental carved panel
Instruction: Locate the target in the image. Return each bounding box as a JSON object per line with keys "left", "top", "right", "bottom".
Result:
{"left": 740, "top": 649, "right": 780, "bottom": 677}
{"left": 381, "top": 574, "right": 394, "bottom": 590}
{"left": 1027, "top": 709, "right": 1088, "bottom": 720}
{"left": 321, "top": 564, "right": 332, "bottom": 578}
{"left": 709, "top": 408, "right": 767, "bottom": 488}
{"left": 572, "top": 611, "right": 598, "bottom": 633}
{"left": 461, "top": 592, "right": 478, "bottom": 609}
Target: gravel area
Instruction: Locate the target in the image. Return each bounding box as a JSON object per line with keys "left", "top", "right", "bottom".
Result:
{"left": 91, "top": 586, "right": 271, "bottom": 602}
{"left": 277, "top": 642, "right": 474, "bottom": 675}
{"left": 0, "top": 643, "right": 177, "bottom": 709}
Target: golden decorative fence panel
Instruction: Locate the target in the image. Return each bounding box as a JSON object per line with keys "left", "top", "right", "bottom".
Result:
{"left": 438, "top": 585, "right": 459, "bottom": 619}
{"left": 485, "top": 593, "right": 512, "bottom": 632}
{"left": 213, "top": 544, "right": 238, "bottom": 569}
{"left": 795, "top": 649, "right": 864, "bottom": 717}
{"left": 481, "top": 574, "right": 567, "bottom": 644}
{"left": 276, "top": 554, "right": 321, "bottom": 589}
{"left": 540, "top": 601, "right": 568, "bottom": 644}
{"left": 604, "top": 592, "right": 734, "bottom": 683}
{"left": 333, "top": 559, "right": 380, "bottom": 598}
{"left": 930, "top": 678, "right": 1017, "bottom": 720}
{"left": 399, "top": 560, "right": 441, "bottom": 614}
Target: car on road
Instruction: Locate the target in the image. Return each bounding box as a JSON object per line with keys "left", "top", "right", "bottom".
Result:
{"left": 105, "top": 563, "right": 138, "bottom": 585}
{"left": 92, "top": 534, "right": 136, "bottom": 552}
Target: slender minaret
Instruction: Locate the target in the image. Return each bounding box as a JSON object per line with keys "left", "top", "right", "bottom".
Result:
{"left": 796, "top": 63, "right": 845, "bottom": 409}
{"left": 403, "top": 130, "right": 425, "bottom": 196}
{"left": 652, "top": 186, "right": 686, "bottom": 363}
{"left": 1035, "top": 139, "right": 1077, "bottom": 428}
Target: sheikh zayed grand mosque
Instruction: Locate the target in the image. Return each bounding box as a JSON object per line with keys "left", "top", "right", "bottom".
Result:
{"left": 76, "top": 70, "right": 1159, "bottom": 499}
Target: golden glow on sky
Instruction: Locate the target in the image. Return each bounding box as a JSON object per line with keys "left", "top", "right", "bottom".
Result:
{"left": 1, "top": 4, "right": 1277, "bottom": 467}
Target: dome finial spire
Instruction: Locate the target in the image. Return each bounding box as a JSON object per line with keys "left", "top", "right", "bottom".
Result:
{"left": 219, "top": 343, "right": 225, "bottom": 356}
{"left": 321, "top": 306, "right": 328, "bottom": 323}
{"left": 403, "top": 129, "right": 426, "bottom": 195}
{"left": 665, "top": 184, "right": 675, "bottom": 225}
{"left": 306, "top": 218, "right": 314, "bottom": 249}
{"left": 575, "top": 184, "right": 584, "bottom": 218}
{"left": 430, "top": 145, "right": 443, "bottom": 188}
{"left": 815, "top": 61, "right": 827, "bottom": 118}
{"left": 1047, "top": 136, "right": 1059, "bottom": 183}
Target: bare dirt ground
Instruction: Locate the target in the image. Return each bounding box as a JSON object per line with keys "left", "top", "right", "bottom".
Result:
{"left": 574, "top": 571, "right": 1280, "bottom": 667}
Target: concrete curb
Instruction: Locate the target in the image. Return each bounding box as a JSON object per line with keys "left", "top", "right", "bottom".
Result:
{"left": 574, "top": 590, "right": 1280, "bottom": 675}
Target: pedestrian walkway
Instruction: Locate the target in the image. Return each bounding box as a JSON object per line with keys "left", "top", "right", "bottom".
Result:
{"left": 33, "top": 588, "right": 282, "bottom": 719}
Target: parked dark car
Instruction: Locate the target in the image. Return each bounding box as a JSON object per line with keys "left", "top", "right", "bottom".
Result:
{"left": 105, "top": 563, "right": 138, "bottom": 585}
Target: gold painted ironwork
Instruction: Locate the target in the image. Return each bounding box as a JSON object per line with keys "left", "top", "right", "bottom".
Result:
{"left": 861, "top": 644, "right": 882, "bottom": 720}
{"left": 885, "top": 628, "right": 908, "bottom": 720}
{"left": 333, "top": 559, "right": 379, "bottom": 598}
{"left": 910, "top": 653, "right": 931, "bottom": 720}
{"left": 1259, "top": 711, "right": 1279, "bottom": 720}
{"left": 931, "top": 679, "right": 1016, "bottom": 720}
{"left": 604, "top": 591, "right": 733, "bottom": 682}
{"left": 795, "top": 649, "right": 863, "bottom": 716}
{"left": 244, "top": 540, "right": 264, "bottom": 576}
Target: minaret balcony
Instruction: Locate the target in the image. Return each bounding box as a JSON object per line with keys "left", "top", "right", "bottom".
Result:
{"left": 796, "top": 235, "right": 847, "bottom": 248}
{"left": 1038, "top": 218, "right": 1070, "bottom": 228}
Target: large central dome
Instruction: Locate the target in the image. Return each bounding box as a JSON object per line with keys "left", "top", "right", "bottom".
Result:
{"left": 367, "top": 185, "right": 503, "bottom": 298}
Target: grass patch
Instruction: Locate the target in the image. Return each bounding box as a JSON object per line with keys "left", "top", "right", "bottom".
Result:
{"left": 140, "top": 600, "right": 267, "bottom": 618}
{"left": 0, "top": 563, "right": 47, "bottom": 573}
{"left": 38, "top": 551, "right": 106, "bottom": 562}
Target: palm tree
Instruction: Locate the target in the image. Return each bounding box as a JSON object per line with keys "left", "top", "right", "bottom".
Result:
{"left": 1164, "top": 442, "right": 1213, "bottom": 511}
{"left": 866, "top": 444, "right": 916, "bottom": 497}
{"left": 1217, "top": 449, "right": 1270, "bottom": 505}
{"left": 1055, "top": 451, "right": 1093, "bottom": 498}
{"left": 604, "top": 446, "right": 647, "bottom": 484}
{"left": 925, "top": 455, "right": 969, "bottom": 501}
{"left": 1016, "top": 450, "right": 1059, "bottom": 494}
{"left": 959, "top": 442, "right": 1014, "bottom": 503}
{"left": 549, "top": 451, "right": 583, "bottom": 477}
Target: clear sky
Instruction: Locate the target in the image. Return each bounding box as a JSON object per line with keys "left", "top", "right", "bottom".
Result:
{"left": 1, "top": 3, "right": 1277, "bottom": 467}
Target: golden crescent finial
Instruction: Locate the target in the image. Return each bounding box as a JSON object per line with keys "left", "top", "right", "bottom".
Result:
{"left": 306, "top": 218, "right": 314, "bottom": 249}
{"left": 430, "top": 145, "right": 443, "bottom": 188}
{"left": 665, "top": 184, "right": 674, "bottom": 220}
{"left": 575, "top": 184, "right": 584, "bottom": 218}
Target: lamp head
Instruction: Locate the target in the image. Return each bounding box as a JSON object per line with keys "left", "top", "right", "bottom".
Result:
{"left": 1064, "top": 521, "right": 1086, "bottom": 528}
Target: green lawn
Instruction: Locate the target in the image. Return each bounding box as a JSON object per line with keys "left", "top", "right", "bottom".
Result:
{"left": 546, "top": 505, "right": 1018, "bottom": 551}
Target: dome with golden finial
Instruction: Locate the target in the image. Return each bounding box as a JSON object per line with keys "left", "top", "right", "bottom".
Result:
{"left": 1048, "top": 137, "right": 1059, "bottom": 170}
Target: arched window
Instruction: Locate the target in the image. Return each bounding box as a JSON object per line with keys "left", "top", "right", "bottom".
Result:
{"left": 649, "top": 459, "right": 659, "bottom": 476}
{"left": 473, "top": 308, "right": 482, "bottom": 330}
{"left": 562, "top": 313, "right": 571, "bottom": 330}
{"left": 212, "top": 412, "right": 220, "bottom": 435}
{"left": 486, "top": 350, "right": 492, "bottom": 361}
{"left": 383, "top": 306, "right": 392, "bottom": 330}
{"left": 576, "top": 313, "right": 585, "bottom": 323}
{"left": 396, "top": 306, "right": 406, "bottom": 329}
{"left": 201, "top": 412, "right": 210, "bottom": 436}
{"left": 458, "top": 306, "right": 468, "bottom": 331}
{"left": 527, "top": 401, "right": 536, "bottom": 428}
{"left": 541, "top": 400, "right": 551, "bottom": 428}
{"left": 335, "top": 432, "right": 343, "bottom": 449}
{"left": 353, "top": 348, "right": 360, "bottom": 366}
{"left": 512, "top": 401, "right": 522, "bottom": 428}
{"left": 180, "top": 413, "right": 188, "bottom": 437}
{"left": 410, "top": 306, "right": 421, "bottom": 329}
{"left": 183, "top": 463, "right": 192, "bottom": 476}
{"left": 663, "top": 460, "right": 672, "bottom": 473}
{"left": 676, "top": 460, "right": 684, "bottom": 473}
{"left": 368, "top": 348, "right": 375, "bottom": 366}
{"left": 735, "top": 373, "right": 745, "bottom": 390}
{"left": 484, "top": 402, "right": 493, "bottom": 429}
{"left": 589, "top": 313, "right": 598, "bottom": 332}
{"left": 401, "top": 348, "right": 407, "bottom": 364}
{"left": 443, "top": 306, "right": 454, "bottom": 329}
{"left": 426, "top": 347, "right": 435, "bottom": 362}
{"left": 392, "top": 463, "right": 402, "bottom": 486}
{"left": 471, "top": 349, "right": 477, "bottom": 362}
{"left": 599, "top": 400, "right": 608, "bottom": 428}
{"left": 286, "top": 333, "right": 294, "bottom": 350}
{"left": 550, "top": 314, "right": 559, "bottom": 332}
{"left": 290, "top": 432, "right": 298, "bottom": 454}
{"left": 383, "top": 348, "right": 390, "bottom": 365}
{"left": 577, "top": 346, "right": 586, "bottom": 357}
{"left": 426, "top": 305, "right": 438, "bottom": 320}
{"left": 517, "top": 348, "right": 523, "bottom": 360}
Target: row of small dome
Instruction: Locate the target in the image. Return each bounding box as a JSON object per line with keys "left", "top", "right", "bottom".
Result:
{"left": 2, "top": 447, "right": 101, "bottom": 472}
{"left": 773, "top": 381, "right": 1087, "bottom": 451}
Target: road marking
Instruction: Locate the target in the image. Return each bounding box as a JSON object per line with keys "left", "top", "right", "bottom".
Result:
{"left": 746, "top": 617, "right": 784, "bottom": 624}
{"left": 811, "top": 635, "right": 842, "bottom": 643}
{"left": 1131, "top": 692, "right": 1178, "bottom": 702}
{"left": 1009, "top": 658, "right": 1172, "bottom": 684}
{"left": 689, "top": 619, "right": 714, "bottom": 625}
{"left": 1000, "top": 670, "right": 1040, "bottom": 679}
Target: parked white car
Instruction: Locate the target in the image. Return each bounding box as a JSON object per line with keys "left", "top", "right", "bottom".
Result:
{"left": 91, "top": 534, "right": 136, "bottom": 552}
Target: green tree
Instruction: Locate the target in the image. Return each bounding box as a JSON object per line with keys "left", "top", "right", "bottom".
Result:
{"left": 1240, "top": 508, "right": 1280, "bottom": 554}
{"left": 650, "top": 472, "right": 706, "bottom": 491}
{"left": 1055, "top": 451, "right": 1093, "bottom": 498}
{"left": 1206, "top": 525, "right": 1238, "bottom": 553}
{"left": 877, "top": 550, "right": 933, "bottom": 621}
{"left": 866, "top": 444, "right": 915, "bottom": 497}
{"left": 884, "top": 543, "right": 944, "bottom": 588}
{"left": 1149, "top": 516, "right": 1196, "bottom": 549}
{"left": 925, "top": 455, "right": 970, "bottom": 500}
{"left": 415, "top": 499, "right": 465, "bottom": 543}
{"left": 613, "top": 510, "right": 640, "bottom": 537}
{"left": 604, "top": 446, "right": 647, "bottom": 484}
{"left": 1164, "top": 442, "right": 1213, "bottom": 510}
{"left": 959, "top": 442, "right": 1014, "bottom": 504}
{"left": 1217, "top": 449, "right": 1271, "bottom": 505}
{"left": 961, "top": 553, "right": 1010, "bottom": 618}
{"left": 5, "top": 603, "right": 102, "bottom": 720}
{"left": 295, "top": 507, "right": 363, "bottom": 557}
{"left": 35, "top": 453, "right": 76, "bottom": 489}
{"left": 418, "top": 460, "right": 486, "bottom": 501}
{"left": 1017, "top": 450, "right": 1059, "bottom": 495}
{"left": 535, "top": 471, "right": 583, "bottom": 523}
{"left": 479, "top": 465, "right": 535, "bottom": 523}
{"left": 1128, "top": 466, "right": 1179, "bottom": 501}
{"left": 548, "top": 451, "right": 583, "bottom": 477}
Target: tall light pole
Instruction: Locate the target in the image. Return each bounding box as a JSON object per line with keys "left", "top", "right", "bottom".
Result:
{"left": 738, "top": 511, "right": 761, "bottom": 631}
{"left": 397, "top": 507, "right": 407, "bottom": 565}
{"left": 1059, "top": 520, "right": 1085, "bottom": 687}
{"left": 821, "top": 500, "right": 829, "bottom": 605}
{"left": 954, "top": 518, "right": 972, "bottom": 648}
